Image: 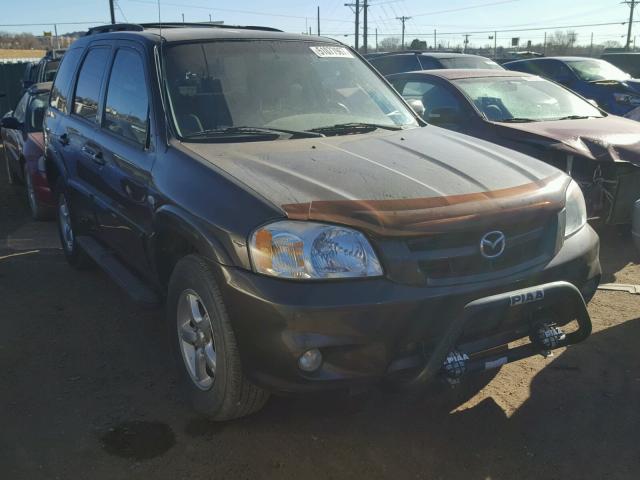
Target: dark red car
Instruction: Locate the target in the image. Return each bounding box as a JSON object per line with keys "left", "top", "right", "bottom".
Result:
{"left": 388, "top": 69, "right": 640, "bottom": 225}
{"left": 2, "top": 82, "right": 54, "bottom": 219}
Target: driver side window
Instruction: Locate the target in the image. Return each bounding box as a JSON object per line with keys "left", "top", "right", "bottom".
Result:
{"left": 400, "top": 80, "right": 464, "bottom": 127}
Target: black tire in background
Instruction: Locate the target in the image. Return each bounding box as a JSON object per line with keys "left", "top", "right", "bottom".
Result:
{"left": 167, "top": 254, "right": 269, "bottom": 421}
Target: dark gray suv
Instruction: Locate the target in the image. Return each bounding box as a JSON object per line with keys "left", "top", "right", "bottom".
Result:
{"left": 44, "top": 23, "right": 600, "bottom": 420}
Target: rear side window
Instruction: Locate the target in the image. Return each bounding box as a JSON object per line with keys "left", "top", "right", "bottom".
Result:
{"left": 50, "top": 48, "right": 83, "bottom": 113}
{"left": 371, "top": 55, "right": 421, "bottom": 75}
{"left": 73, "top": 47, "right": 110, "bottom": 123}
{"left": 418, "top": 56, "right": 442, "bottom": 70}
{"left": 103, "top": 49, "right": 149, "bottom": 147}
{"left": 13, "top": 93, "right": 29, "bottom": 123}
{"left": 401, "top": 80, "right": 436, "bottom": 100}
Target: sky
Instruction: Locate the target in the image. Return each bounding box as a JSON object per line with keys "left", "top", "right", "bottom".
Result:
{"left": 0, "top": 0, "right": 636, "bottom": 49}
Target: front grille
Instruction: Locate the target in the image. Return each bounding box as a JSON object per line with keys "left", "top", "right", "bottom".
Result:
{"left": 404, "top": 216, "right": 559, "bottom": 286}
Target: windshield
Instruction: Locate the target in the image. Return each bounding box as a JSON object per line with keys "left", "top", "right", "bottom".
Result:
{"left": 439, "top": 56, "right": 503, "bottom": 70}
{"left": 453, "top": 76, "right": 604, "bottom": 122}
{"left": 28, "top": 91, "right": 49, "bottom": 132}
{"left": 565, "top": 59, "right": 630, "bottom": 82}
{"left": 164, "top": 40, "right": 417, "bottom": 140}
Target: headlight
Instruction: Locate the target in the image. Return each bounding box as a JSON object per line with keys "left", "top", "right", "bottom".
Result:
{"left": 249, "top": 221, "right": 383, "bottom": 279}
{"left": 564, "top": 180, "right": 587, "bottom": 238}
{"left": 614, "top": 92, "right": 640, "bottom": 105}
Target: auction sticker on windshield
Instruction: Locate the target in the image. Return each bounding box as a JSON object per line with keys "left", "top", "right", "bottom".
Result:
{"left": 310, "top": 46, "right": 354, "bottom": 58}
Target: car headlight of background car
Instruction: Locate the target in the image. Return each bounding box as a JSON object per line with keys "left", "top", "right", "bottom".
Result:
{"left": 613, "top": 92, "right": 640, "bottom": 105}
{"left": 249, "top": 221, "right": 383, "bottom": 279}
{"left": 564, "top": 180, "right": 587, "bottom": 238}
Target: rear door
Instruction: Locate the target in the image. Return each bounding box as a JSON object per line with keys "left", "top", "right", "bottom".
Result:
{"left": 63, "top": 45, "right": 113, "bottom": 231}
{"left": 89, "top": 41, "right": 155, "bottom": 275}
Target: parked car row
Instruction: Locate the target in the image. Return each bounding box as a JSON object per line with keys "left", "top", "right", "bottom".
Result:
{"left": 0, "top": 24, "right": 631, "bottom": 421}
{"left": 22, "top": 49, "right": 65, "bottom": 91}
{"left": 2, "top": 82, "right": 54, "bottom": 219}
{"left": 387, "top": 69, "right": 640, "bottom": 225}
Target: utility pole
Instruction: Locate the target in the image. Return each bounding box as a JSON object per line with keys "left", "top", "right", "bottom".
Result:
{"left": 182, "top": 13, "right": 185, "bottom": 24}
{"left": 317, "top": 6, "right": 320, "bottom": 36}
{"left": 375, "top": 28, "right": 378, "bottom": 51}
{"left": 543, "top": 31, "right": 547, "bottom": 55}
{"left": 109, "top": 0, "right": 116, "bottom": 24}
{"left": 54, "top": 23, "right": 59, "bottom": 50}
{"left": 493, "top": 31, "right": 497, "bottom": 59}
{"left": 209, "top": 14, "right": 212, "bottom": 22}
{"left": 590, "top": 32, "right": 594, "bottom": 56}
{"left": 363, "top": 0, "right": 368, "bottom": 53}
{"left": 463, "top": 34, "right": 470, "bottom": 53}
{"left": 345, "top": 1, "right": 360, "bottom": 51}
{"left": 396, "top": 16, "right": 411, "bottom": 50}
{"left": 625, "top": 0, "right": 637, "bottom": 50}
{"left": 434, "top": 29, "right": 437, "bottom": 50}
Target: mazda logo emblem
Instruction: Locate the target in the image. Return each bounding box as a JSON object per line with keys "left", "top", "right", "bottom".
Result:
{"left": 480, "top": 230, "right": 506, "bottom": 259}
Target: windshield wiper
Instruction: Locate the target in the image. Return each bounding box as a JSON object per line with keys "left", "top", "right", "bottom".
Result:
{"left": 309, "top": 122, "right": 403, "bottom": 135}
{"left": 185, "top": 126, "right": 324, "bottom": 140}
{"left": 498, "top": 117, "right": 538, "bottom": 123}
{"left": 555, "top": 115, "right": 594, "bottom": 120}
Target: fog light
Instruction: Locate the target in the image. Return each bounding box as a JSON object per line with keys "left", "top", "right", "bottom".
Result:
{"left": 298, "top": 348, "right": 322, "bottom": 372}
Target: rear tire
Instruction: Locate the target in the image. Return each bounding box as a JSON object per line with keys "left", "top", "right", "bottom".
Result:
{"left": 3, "top": 142, "right": 16, "bottom": 185}
{"left": 167, "top": 254, "right": 269, "bottom": 421}
{"left": 55, "top": 178, "right": 93, "bottom": 269}
{"left": 25, "top": 164, "right": 49, "bottom": 221}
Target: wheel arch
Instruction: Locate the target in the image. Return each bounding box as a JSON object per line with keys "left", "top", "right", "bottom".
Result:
{"left": 152, "top": 205, "right": 238, "bottom": 288}
{"left": 44, "top": 146, "right": 66, "bottom": 190}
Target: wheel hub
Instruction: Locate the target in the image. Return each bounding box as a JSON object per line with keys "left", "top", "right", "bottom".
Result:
{"left": 177, "top": 290, "right": 217, "bottom": 390}
{"left": 58, "top": 195, "right": 74, "bottom": 252}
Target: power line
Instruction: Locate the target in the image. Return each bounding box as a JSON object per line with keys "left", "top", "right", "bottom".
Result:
{"left": 393, "top": 0, "right": 522, "bottom": 20}
{"left": 124, "top": 0, "right": 353, "bottom": 23}
{"left": 323, "top": 19, "right": 638, "bottom": 37}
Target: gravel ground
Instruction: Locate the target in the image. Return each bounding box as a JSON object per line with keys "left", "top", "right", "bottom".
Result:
{"left": 1, "top": 147, "right": 639, "bottom": 480}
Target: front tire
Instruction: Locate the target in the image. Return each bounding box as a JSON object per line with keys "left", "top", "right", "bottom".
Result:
{"left": 167, "top": 254, "right": 269, "bottom": 421}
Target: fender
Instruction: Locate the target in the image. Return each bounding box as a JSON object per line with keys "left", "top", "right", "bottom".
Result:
{"left": 44, "top": 144, "right": 68, "bottom": 184}
{"left": 152, "top": 204, "right": 239, "bottom": 268}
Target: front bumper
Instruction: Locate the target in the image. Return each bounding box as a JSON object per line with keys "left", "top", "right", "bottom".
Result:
{"left": 219, "top": 224, "right": 601, "bottom": 393}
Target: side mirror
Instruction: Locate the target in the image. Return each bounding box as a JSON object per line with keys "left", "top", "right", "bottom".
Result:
{"left": 587, "top": 99, "right": 599, "bottom": 107}
{"left": 1, "top": 116, "right": 23, "bottom": 130}
{"left": 22, "top": 80, "right": 34, "bottom": 89}
{"left": 407, "top": 99, "right": 425, "bottom": 118}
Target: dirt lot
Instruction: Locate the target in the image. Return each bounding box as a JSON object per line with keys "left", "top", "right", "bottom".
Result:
{"left": 1, "top": 149, "right": 639, "bottom": 480}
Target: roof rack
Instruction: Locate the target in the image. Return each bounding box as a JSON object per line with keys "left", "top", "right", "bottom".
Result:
{"left": 87, "top": 23, "right": 144, "bottom": 35}
{"left": 86, "top": 22, "right": 282, "bottom": 36}
{"left": 140, "top": 22, "right": 282, "bottom": 32}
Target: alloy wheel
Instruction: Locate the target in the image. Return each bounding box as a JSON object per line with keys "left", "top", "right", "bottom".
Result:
{"left": 177, "top": 290, "right": 217, "bottom": 390}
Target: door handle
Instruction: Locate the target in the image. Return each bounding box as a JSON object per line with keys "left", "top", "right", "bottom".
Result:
{"left": 82, "top": 145, "right": 105, "bottom": 165}
{"left": 59, "top": 133, "right": 69, "bottom": 146}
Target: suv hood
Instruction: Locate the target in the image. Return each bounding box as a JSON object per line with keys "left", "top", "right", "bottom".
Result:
{"left": 491, "top": 115, "right": 640, "bottom": 166}
{"left": 182, "top": 127, "right": 568, "bottom": 236}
